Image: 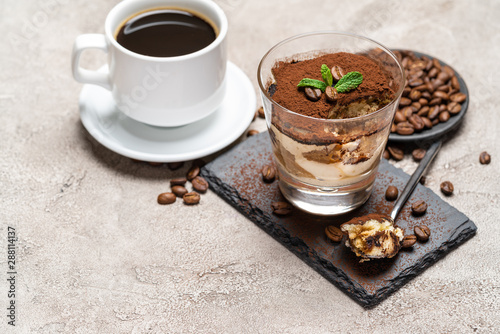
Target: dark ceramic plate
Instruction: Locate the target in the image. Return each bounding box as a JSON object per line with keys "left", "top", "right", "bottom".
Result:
{"left": 388, "top": 50, "right": 469, "bottom": 143}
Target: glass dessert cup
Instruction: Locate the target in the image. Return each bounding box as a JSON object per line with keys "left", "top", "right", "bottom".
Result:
{"left": 257, "top": 31, "right": 405, "bottom": 215}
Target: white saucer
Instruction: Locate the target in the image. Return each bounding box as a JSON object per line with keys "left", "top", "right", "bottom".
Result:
{"left": 79, "top": 61, "right": 256, "bottom": 162}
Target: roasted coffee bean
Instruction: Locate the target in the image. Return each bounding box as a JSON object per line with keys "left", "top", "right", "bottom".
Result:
{"left": 402, "top": 106, "right": 414, "bottom": 119}
{"left": 422, "top": 117, "right": 433, "bottom": 129}
{"left": 148, "top": 161, "right": 163, "bottom": 167}
{"left": 409, "top": 89, "right": 422, "bottom": 101}
{"left": 429, "top": 97, "right": 442, "bottom": 106}
{"left": 157, "top": 192, "right": 176, "bottom": 205}
{"left": 427, "top": 106, "right": 440, "bottom": 120}
{"left": 411, "top": 102, "right": 422, "bottom": 111}
{"left": 411, "top": 200, "right": 428, "bottom": 216}
{"left": 439, "top": 103, "right": 447, "bottom": 112}
{"left": 447, "top": 101, "right": 461, "bottom": 115}
{"left": 414, "top": 84, "right": 428, "bottom": 92}
{"left": 432, "top": 58, "right": 442, "bottom": 70}
{"left": 440, "top": 181, "right": 454, "bottom": 196}
{"left": 433, "top": 90, "right": 450, "bottom": 101}
{"left": 183, "top": 192, "right": 200, "bottom": 205}
{"left": 383, "top": 149, "right": 390, "bottom": 160}
{"left": 257, "top": 106, "right": 265, "bottom": 118}
{"left": 428, "top": 67, "right": 439, "bottom": 78}
{"left": 451, "top": 76, "right": 460, "bottom": 90}
{"left": 396, "top": 121, "right": 415, "bottom": 135}
{"left": 331, "top": 65, "right": 345, "bottom": 81}
{"left": 439, "top": 111, "right": 450, "bottom": 122}
{"left": 399, "top": 97, "right": 412, "bottom": 106}
{"left": 394, "top": 111, "right": 406, "bottom": 123}
{"left": 401, "top": 235, "right": 417, "bottom": 248}
{"left": 409, "top": 78, "right": 424, "bottom": 87}
{"left": 171, "top": 185, "right": 188, "bottom": 198}
{"left": 186, "top": 165, "right": 200, "bottom": 181}
{"left": 414, "top": 225, "right": 431, "bottom": 242}
{"left": 170, "top": 177, "right": 187, "bottom": 186}
{"left": 419, "top": 98, "right": 429, "bottom": 106}
{"left": 437, "top": 71, "right": 451, "bottom": 82}
{"left": 412, "top": 148, "right": 426, "bottom": 161}
{"left": 402, "top": 86, "right": 411, "bottom": 97}
{"left": 271, "top": 201, "right": 292, "bottom": 216}
{"left": 479, "top": 151, "right": 491, "bottom": 165}
{"left": 450, "top": 92, "right": 466, "bottom": 103}
{"left": 432, "top": 118, "right": 439, "bottom": 126}
{"left": 391, "top": 123, "right": 397, "bottom": 133}
{"left": 325, "top": 86, "right": 338, "bottom": 101}
{"left": 167, "top": 162, "right": 184, "bottom": 170}
{"left": 385, "top": 186, "right": 399, "bottom": 201}
{"left": 191, "top": 176, "right": 209, "bottom": 193}
{"left": 304, "top": 87, "right": 322, "bottom": 101}
{"left": 432, "top": 78, "right": 444, "bottom": 90}
{"left": 247, "top": 129, "right": 259, "bottom": 137}
{"left": 420, "top": 175, "right": 426, "bottom": 185}
{"left": 421, "top": 91, "right": 432, "bottom": 99}
{"left": 417, "top": 106, "right": 430, "bottom": 117}
{"left": 388, "top": 146, "right": 404, "bottom": 160}
{"left": 325, "top": 225, "right": 343, "bottom": 242}
{"left": 409, "top": 114, "right": 425, "bottom": 131}
{"left": 261, "top": 165, "right": 277, "bottom": 183}
{"left": 443, "top": 65, "right": 455, "bottom": 77}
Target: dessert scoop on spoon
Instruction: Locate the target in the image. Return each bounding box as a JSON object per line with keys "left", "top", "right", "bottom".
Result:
{"left": 339, "top": 51, "right": 468, "bottom": 261}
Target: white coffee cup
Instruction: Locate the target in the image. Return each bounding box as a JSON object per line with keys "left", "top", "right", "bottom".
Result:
{"left": 72, "top": 0, "right": 228, "bottom": 127}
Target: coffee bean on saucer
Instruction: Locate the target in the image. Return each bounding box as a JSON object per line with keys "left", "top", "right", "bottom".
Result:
{"left": 412, "top": 148, "right": 426, "bottom": 161}
{"left": 247, "top": 129, "right": 260, "bottom": 137}
{"left": 183, "top": 192, "right": 200, "bottom": 205}
{"left": 440, "top": 181, "right": 454, "bottom": 196}
{"left": 158, "top": 192, "right": 176, "bottom": 205}
{"left": 170, "top": 177, "right": 187, "bottom": 186}
{"left": 171, "top": 185, "right": 188, "bottom": 198}
{"left": 261, "top": 165, "right": 276, "bottom": 183}
{"left": 387, "top": 146, "right": 404, "bottom": 161}
{"left": 325, "top": 225, "right": 343, "bottom": 242}
{"left": 257, "top": 106, "right": 265, "bottom": 119}
{"left": 167, "top": 162, "right": 184, "bottom": 170}
{"left": 414, "top": 225, "right": 431, "bottom": 242}
{"left": 401, "top": 235, "right": 417, "bottom": 248}
{"left": 479, "top": 151, "right": 491, "bottom": 165}
{"left": 411, "top": 200, "right": 427, "bottom": 216}
{"left": 385, "top": 186, "right": 398, "bottom": 201}
{"left": 186, "top": 166, "right": 200, "bottom": 181}
{"left": 396, "top": 121, "right": 415, "bottom": 135}
{"left": 271, "top": 201, "right": 292, "bottom": 216}
{"left": 304, "top": 87, "right": 322, "bottom": 101}
{"left": 450, "top": 92, "right": 467, "bottom": 103}
{"left": 191, "top": 176, "right": 209, "bottom": 193}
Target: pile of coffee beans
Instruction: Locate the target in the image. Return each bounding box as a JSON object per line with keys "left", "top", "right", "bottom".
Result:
{"left": 391, "top": 50, "right": 466, "bottom": 136}
{"left": 157, "top": 162, "right": 209, "bottom": 206}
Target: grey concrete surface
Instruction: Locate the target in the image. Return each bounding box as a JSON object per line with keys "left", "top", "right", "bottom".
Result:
{"left": 1, "top": 0, "right": 499, "bottom": 333}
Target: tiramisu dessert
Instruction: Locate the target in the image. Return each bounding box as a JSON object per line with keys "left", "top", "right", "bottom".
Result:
{"left": 267, "top": 51, "right": 397, "bottom": 188}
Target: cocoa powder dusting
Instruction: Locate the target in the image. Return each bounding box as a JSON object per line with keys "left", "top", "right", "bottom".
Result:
{"left": 271, "top": 52, "right": 395, "bottom": 119}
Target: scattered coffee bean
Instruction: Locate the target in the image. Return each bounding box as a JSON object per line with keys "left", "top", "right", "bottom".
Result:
{"left": 171, "top": 185, "right": 188, "bottom": 198}
{"left": 271, "top": 201, "right": 293, "bottom": 216}
{"left": 183, "top": 192, "right": 200, "bottom": 205}
{"left": 383, "top": 149, "right": 390, "bottom": 160}
{"left": 325, "top": 86, "right": 338, "bottom": 101}
{"left": 148, "top": 161, "right": 163, "bottom": 167}
{"left": 167, "top": 162, "right": 184, "bottom": 170}
{"left": 387, "top": 146, "right": 404, "bottom": 161}
{"left": 247, "top": 129, "right": 260, "bottom": 137}
{"left": 325, "top": 225, "right": 343, "bottom": 242}
{"left": 257, "top": 106, "right": 265, "bottom": 118}
{"left": 419, "top": 175, "right": 426, "bottom": 185}
{"left": 261, "top": 165, "right": 277, "bottom": 183}
{"left": 192, "top": 176, "right": 209, "bottom": 193}
{"left": 304, "top": 87, "right": 322, "bottom": 101}
{"left": 479, "top": 151, "right": 491, "bottom": 165}
{"left": 401, "top": 235, "right": 417, "bottom": 248}
{"left": 412, "top": 148, "right": 426, "bottom": 161}
{"left": 414, "top": 225, "right": 431, "bottom": 242}
{"left": 186, "top": 166, "right": 200, "bottom": 181}
{"left": 157, "top": 192, "right": 176, "bottom": 205}
{"left": 170, "top": 177, "right": 187, "bottom": 186}
{"left": 331, "top": 65, "right": 344, "bottom": 81}
{"left": 385, "top": 186, "right": 399, "bottom": 201}
{"left": 411, "top": 200, "right": 428, "bottom": 216}
{"left": 440, "top": 181, "right": 454, "bottom": 196}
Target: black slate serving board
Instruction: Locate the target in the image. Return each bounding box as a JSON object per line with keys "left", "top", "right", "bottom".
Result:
{"left": 200, "top": 132, "right": 477, "bottom": 307}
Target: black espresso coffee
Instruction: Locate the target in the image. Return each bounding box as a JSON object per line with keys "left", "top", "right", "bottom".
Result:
{"left": 116, "top": 8, "right": 217, "bottom": 57}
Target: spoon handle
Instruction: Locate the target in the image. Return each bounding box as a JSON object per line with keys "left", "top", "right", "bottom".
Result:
{"left": 390, "top": 140, "right": 442, "bottom": 222}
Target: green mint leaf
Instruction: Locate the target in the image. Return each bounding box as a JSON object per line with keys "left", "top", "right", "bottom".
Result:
{"left": 297, "top": 78, "right": 327, "bottom": 92}
{"left": 321, "top": 64, "right": 333, "bottom": 87}
{"left": 334, "top": 71, "right": 363, "bottom": 93}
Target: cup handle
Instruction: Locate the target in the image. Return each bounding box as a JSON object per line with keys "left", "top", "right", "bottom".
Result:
{"left": 71, "top": 34, "right": 111, "bottom": 90}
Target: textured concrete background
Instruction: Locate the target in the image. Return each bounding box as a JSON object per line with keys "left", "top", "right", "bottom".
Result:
{"left": 1, "top": 0, "right": 499, "bottom": 333}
